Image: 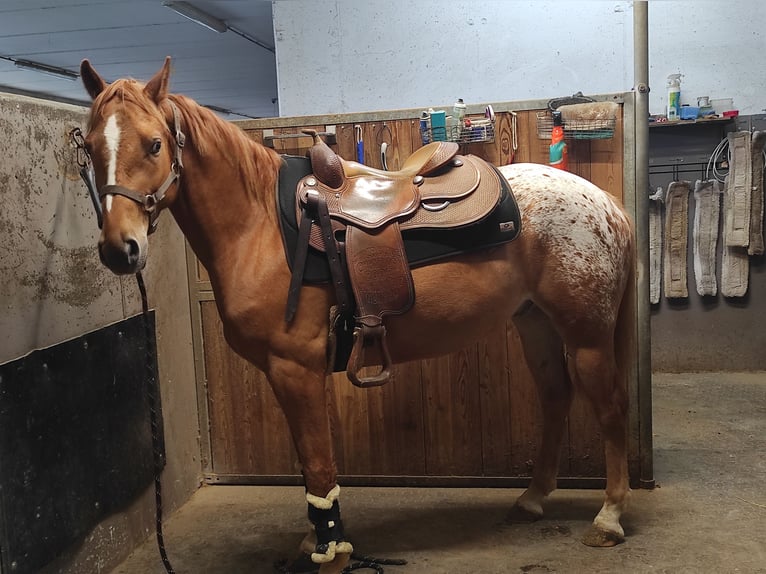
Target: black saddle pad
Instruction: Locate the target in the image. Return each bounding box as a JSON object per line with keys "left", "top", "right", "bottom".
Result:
{"left": 276, "top": 155, "right": 521, "bottom": 284}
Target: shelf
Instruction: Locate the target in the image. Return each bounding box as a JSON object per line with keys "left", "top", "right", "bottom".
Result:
{"left": 648, "top": 117, "right": 734, "bottom": 129}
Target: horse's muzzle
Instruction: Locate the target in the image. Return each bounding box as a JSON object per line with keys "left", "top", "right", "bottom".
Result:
{"left": 98, "top": 235, "right": 147, "bottom": 275}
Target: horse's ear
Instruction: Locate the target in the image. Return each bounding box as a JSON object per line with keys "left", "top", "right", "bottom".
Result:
{"left": 144, "top": 57, "right": 172, "bottom": 104}
{"left": 80, "top": 59, "right": 107, "bottom": 100}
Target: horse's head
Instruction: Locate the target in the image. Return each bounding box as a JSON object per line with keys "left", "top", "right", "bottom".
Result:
{"left": 80, "top": 57, "right": 184, "bottom": 275}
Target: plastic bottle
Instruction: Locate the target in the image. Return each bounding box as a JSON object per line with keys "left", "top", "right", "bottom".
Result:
{"left": 667, "top": 74, "right": 682, "bottom": 121}
{"left": 452, "top": 98, "right": 466, "bottom": 140}
{"left": 549, "top": 111, "right": 568, "bottom": 171}
{"left": 429, "top": 108, "right": 447, "bottom": 142}
{"left": 420, "top": 110, "right": 430, "bottom": 144}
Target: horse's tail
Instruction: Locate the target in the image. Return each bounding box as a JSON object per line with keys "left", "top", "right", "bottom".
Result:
{"left": 613, "top": 211, "right": 636, "bottom": 418}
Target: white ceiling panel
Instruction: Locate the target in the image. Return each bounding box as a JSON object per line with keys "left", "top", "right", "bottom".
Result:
{"left": 0, "top": 0, "right": 278, "bottom": 118}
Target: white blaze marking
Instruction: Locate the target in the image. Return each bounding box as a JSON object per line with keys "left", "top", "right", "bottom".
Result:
{"left": 103, "top": 113, "right": 120, "bottom": 212}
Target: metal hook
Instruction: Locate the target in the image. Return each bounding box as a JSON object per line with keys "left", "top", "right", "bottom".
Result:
{"left": 376, "top": 121, "right": 392, "bottom": 145}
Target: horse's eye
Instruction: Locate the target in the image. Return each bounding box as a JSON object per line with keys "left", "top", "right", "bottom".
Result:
{"left": 150, "top": 139, "right": 162, "bottom": 155}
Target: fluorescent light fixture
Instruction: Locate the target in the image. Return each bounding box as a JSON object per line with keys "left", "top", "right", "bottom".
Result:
{"left": 14, "top": 59, "right": 79, "bottom": 81}
{"left": 162, "top": 1, "right": 227, "bottom": 33}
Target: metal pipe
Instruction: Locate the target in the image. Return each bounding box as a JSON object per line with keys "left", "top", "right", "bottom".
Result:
{"left": 633, "top": 0, "right": 654, "bottom": 488}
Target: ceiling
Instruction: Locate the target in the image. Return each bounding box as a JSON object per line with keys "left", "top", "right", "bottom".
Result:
{"left": 0, "top": 0, "right": 278, "bottom": 119}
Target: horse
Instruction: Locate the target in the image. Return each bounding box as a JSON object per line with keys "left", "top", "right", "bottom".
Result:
{"left": 79, "top": 57, "right": 635, "bottom": 572}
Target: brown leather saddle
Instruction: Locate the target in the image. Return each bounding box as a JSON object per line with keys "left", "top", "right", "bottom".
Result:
{"left": 285, "top": 130, "right": 518, "bottom": 388}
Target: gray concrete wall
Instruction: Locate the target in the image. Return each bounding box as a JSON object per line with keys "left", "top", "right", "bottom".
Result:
{"left": 650, "top": 221, "right": 766, "bottom": 373}
{"left": 0, "top": 92, "right": 200, "bottom": 573}
{"left": 648, "top": 115, "right": 766, "bottom": 372}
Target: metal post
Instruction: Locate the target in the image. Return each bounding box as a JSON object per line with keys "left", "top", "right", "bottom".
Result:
{"left": 633, "top": 0, "right": 654, "bottom": 488}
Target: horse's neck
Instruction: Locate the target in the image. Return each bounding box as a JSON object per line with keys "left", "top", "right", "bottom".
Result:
{"left": 169, "top": 146, "right": 281, "bottom": 288}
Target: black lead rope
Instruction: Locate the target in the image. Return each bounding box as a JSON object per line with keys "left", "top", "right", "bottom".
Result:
{"left": 274, "top": 553, "right": 407, "bottom": 574}
{"left": 136, "top": 271, "right": 175, "bottom": 574}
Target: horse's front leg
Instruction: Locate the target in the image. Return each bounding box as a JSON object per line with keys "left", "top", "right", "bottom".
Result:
{"left": 267, "top": 355, "right": 353, "bottom": 572}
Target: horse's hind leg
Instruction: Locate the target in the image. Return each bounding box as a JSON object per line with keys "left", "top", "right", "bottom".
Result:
{"left": 508, "top": 303, "right": 573, "bottom": 522}
{"left": 565, "top": 340, "right": 629, "bottom": 547}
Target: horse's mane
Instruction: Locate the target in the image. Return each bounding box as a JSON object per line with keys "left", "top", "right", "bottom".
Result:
{"left": 89, "top": 78, "right": 282, "bottom": 209}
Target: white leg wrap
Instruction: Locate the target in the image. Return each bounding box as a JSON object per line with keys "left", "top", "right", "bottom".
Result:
{"left": 312, "top": 540, "right": 337, "bottom": 563}
{"left": 663, "top": 180, "right": 691, "bottom": 298}
{"left": 304, "top": 485, "right": 353, "bottom": 564}
{"left": 693, "top": 179, "right": 721, "bottom": 296}
{"left": 306, "top": 484, "right": 341, "bottom": 510}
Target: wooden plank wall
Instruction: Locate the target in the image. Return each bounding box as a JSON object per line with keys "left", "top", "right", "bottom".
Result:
{"left": 196, "top": 107, "right": 626, "bottom": 482}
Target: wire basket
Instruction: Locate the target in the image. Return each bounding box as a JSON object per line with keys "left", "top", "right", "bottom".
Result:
{"left": 421, "top": 116, "right": 496, "bottom": 145}
{"left": 536, "top": 111, "right": 615, "bottom": 140}
{"left": 450, "top": 122, "right": 495, "bottom": 144}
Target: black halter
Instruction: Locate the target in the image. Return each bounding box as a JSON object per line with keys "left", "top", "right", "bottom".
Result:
{"left": 71, "top": 101, "right": 186, "bottom": 234}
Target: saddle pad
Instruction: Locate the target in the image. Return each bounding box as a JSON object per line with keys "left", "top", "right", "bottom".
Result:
{"left": 276, "top": 155, "right": 522, "bottom": 284}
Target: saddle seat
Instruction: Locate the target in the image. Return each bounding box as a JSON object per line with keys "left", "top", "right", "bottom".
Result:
{"left": 342, "top": 139, "right": 460, "bottom": 179}
{"left": 287, "top": 130, "right": 515, "bottom": 388}
{"left": 301, "top": 130, "right": 461, "bottom": 229}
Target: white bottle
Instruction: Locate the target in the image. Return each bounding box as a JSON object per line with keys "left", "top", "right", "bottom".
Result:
{"left": 452, "top": 98, "right": 466, "bottom": 138}
{"left": 667, "top": 74, "right": 682, "bottom": 121}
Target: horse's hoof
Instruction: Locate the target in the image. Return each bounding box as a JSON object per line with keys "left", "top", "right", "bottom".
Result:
{"left": 581, "top": 524, "right": 624, "bottom": 547}
{"left": 317, "top": 551, "right": 350, "bottom": 574}
{"left": 506, "top": 503, "right": 543, "bottom": 524}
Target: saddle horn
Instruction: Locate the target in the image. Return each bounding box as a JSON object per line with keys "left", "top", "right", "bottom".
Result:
{"left": 303, "top": 129, "right": 343, "bottom": 189}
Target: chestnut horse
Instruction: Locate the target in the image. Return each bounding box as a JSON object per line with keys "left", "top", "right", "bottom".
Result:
{"left": 80, "top": 58, "right": 634, "bottom": 572}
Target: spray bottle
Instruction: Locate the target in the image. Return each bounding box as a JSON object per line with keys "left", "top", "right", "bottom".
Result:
{"left": 667, "top": 74, "right": 682, "bottom": 121}
{"left": 452, "top": 98, "right": 466, "bottom": 140}
{"left": 549, "top": 111, "right": 568, "bottom": 171}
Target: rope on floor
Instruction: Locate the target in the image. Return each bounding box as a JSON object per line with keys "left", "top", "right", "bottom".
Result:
{"left": 274, "top": 553, "right": 407, "bottom": 574}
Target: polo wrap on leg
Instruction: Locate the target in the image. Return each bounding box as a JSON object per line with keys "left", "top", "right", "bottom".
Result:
{"left": 306, "top": 485, "right": 353, "bottom": 563}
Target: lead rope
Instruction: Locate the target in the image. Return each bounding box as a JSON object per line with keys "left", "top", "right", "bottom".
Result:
{"left": 274, "top": 553, "right": 407, "bottom": 574}
{"left": 274, "top": 551, "right": 407, "bottom": 574}
{"left": 136, "top": 271, "right": 176, "bottom": 574}
{"left": 71, "top": 123, "right": 175, "bottom": 572}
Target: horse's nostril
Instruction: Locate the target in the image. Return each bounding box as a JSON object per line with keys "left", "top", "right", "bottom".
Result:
{"left": 125, "top": 239, "right": 140, "bottom": 265}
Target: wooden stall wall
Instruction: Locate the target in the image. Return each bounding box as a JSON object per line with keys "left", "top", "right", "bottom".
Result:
{"left": 191, "top": 103, "right": 632, "bottom": 486}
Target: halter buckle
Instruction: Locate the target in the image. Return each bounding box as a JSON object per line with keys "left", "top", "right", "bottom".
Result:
{"left": 144, "top": 193, "right": 159, "bottom": 213}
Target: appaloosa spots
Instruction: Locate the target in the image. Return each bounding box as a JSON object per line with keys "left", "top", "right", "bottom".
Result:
{"left": 499, "top": 163, "right": 632, "bottom": 326}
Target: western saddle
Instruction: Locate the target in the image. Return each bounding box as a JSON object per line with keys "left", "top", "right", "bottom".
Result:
{"left": 286, "top": 130, "right": 515, "bottom": 387}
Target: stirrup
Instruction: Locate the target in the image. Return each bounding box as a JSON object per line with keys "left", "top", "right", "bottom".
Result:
{"left": 347, "top": 322, "right": 393, "bottom": 388}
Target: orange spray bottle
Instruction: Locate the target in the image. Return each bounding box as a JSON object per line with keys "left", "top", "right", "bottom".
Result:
{"left": 549, "top": 110, "right": 568, "bottom": 171}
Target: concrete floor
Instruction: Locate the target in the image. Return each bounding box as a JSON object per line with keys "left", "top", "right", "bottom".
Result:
{"left": 111, "top": 373, "right": 766, "bottom": 574}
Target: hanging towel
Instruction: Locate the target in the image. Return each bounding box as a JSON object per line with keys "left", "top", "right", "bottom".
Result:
{"left": 649, "top": 186, "right": 664, "bottom": 304}
{"left": 721, "top": 175, "right": 750, "bottom": 297}
{"left": 748, "top": 131, "right": 766, "bottom": 255}
{"left": 723, "top": 131, "right": 752, "bottom": 247}
{"left": 692, "top": 180, "right": 721, "bottom": 296}
{"left": 663, "top": 180, "right": 691, "bottom": 299}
